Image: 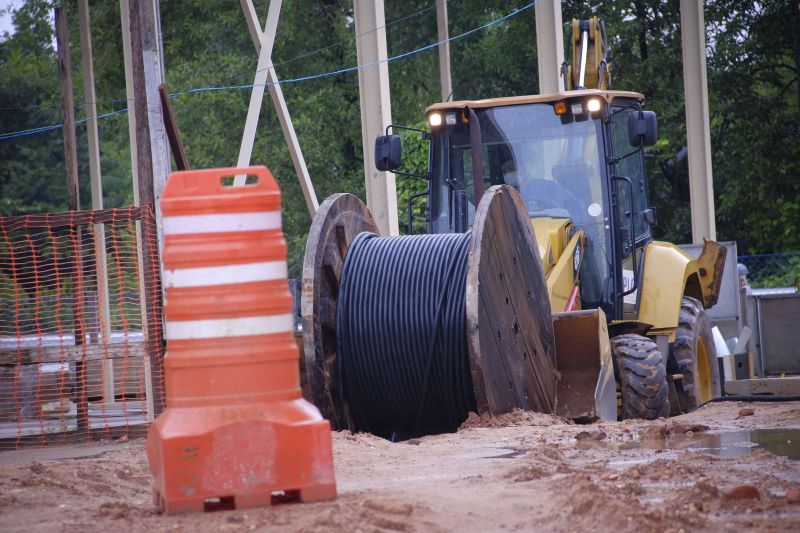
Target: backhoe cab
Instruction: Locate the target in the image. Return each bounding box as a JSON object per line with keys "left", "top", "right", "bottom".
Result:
{"left": 380, "top": 91, "right": 660, "bottom": 322}
{"left": 374, "top": 18, "right": 725, "bottom": 421}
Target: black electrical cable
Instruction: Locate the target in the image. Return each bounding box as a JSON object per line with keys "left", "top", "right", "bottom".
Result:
{"left": 336, "top": 231, "right": 477, "bottom": 440}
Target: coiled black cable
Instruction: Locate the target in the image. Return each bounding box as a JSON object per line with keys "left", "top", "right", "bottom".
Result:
{"left": 336, "top": 231, "right": 477, "bottom": 440}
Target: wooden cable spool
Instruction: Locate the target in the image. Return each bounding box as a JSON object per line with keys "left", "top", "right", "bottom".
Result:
{"left": 466, "top": 185, "right": 558, "bottom": 415}
{"left": 301, "top": 193, "right": 379, "bottom": 428}
{"left": 302, "top": 186, "right": 558, "bottom": 431}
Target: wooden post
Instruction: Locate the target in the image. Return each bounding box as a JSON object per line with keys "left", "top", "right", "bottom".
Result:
{"left": 56, "top": 5, "right": 90, "bottom": 432}
{"left": 158, "top": 84, "right": 190, "bottom": 171}
{"left": 794, "top": 2, "right": 800, "bottom": 119}
{"left": 129, "top": 0, "right": 154, "bottom": 207}
{"left": 235, "top": 0, "right": 282, "bottom": 185}
{"left": 56, "top": 8, "right": 80, "bottom": 214}
{"left": 78, "top": 0, "right": 115, "bottom": 405}
{"left": 120, "top": 0, "right": 153, "bottom": 421}
{"left": 120, "top": 0, "right": 139, "bottom": 201}
{"left": 129, "top": 0, "right": 165, "bottom": 416}
{"left": 436, "top": 0, "right": 453, "bottom": 101}
{"left": 239, "top": 0, "right": 319, "bottom": 214}
{"left": 138, "top": 0, "right": 170, "bottom": 236}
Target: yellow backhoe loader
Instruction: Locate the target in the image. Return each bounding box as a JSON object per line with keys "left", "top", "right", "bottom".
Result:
{"left": 374, "top": 17, "right": 726, "bottom": 420}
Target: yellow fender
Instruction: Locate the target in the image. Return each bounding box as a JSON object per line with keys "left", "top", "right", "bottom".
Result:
{"left": 638, "top": 241, "right": 703, "bottom": 335}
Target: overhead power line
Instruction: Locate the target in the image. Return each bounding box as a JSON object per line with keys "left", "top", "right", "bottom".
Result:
{"left": 0, "top": 1, "right": 539, "bottom": 142}
{"left": 0, "top": 1, "right": 441, "bottom": 114}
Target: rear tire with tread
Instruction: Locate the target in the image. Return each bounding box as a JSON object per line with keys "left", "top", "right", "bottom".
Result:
{"left": 672, "top": 296, "right": 721, "bottom": 409}
{"left": 611, "top": 334, "right": 670, "bottom": 420}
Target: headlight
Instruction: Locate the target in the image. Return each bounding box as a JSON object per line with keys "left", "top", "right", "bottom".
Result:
{"left": 429, "top": 113, "right": 443, "bottom": 127}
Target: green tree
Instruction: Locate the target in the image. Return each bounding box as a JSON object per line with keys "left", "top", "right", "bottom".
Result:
{"left": 0, "top": 0, "right": 66, "bottom": 215}
{"left": 1, "top": 0, "right": 797, "bottom": 264}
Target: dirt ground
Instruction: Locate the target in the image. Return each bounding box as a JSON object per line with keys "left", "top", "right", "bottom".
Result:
{"left": 1, "top": 401, "right": 799, "bottom": 532}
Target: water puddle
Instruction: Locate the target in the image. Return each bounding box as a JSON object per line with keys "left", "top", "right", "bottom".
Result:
{"left": 582, "top": 429, "right": 800, "bottom": 460}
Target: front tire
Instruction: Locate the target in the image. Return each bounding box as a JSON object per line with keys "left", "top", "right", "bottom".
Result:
{"left": 611, "top": 334, "right": 670, "bottom": 420}
{"left": 671, "top": 296, "right": 721, "bottom": 408}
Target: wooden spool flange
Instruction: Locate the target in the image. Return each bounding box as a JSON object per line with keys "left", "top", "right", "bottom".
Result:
{"left": 302, "top": 186, "right": 558, "bottom": 431}
{"left": 466, "top": 185, "right": 558, "bottom": 415}
{"left": 301, "top": 193, "right": 379, "bottom": 429}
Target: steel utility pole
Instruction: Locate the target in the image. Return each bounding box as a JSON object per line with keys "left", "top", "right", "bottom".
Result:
{"left": 680, "top": 0, "right": 716, "bottom": 243}
{"left": 436, "top": 0, "right": 453, "bottom": 102}
{"left": 353, "top": 0, "right": 399, "bottom": 236}
{"left": 535, "top": 0, "right": 565, "bottom": 94}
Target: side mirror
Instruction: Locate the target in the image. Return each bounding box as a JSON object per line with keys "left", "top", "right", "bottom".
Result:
{"left": 375, "top": 134, "right": 402, "bottom": 171}
{"left": 628, "top": 111, "right": 658, "bottom": 147}
{"left": 643, "top": 207, "right": 657, "bottom": 227}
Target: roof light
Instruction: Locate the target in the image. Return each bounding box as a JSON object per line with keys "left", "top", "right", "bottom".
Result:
{"left": 429, "top": 112, "right": 443, "bottom": 127}
{"left": 445, "top": 113, "right": 457, "bottom": 125}
{"left": 587, "top": 98, "right": 602, "bottom": 112}
{"left": 554, "top": 101, "right": 567, "bottom": 115}
{"left": 571, "top": 103, "right": 584, "bottom": 115}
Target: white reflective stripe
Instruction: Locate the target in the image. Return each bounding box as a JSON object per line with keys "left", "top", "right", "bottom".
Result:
{"left": 163, "top": 261, "right": 287, "bottom": 288}
{"left": 166, "top": 313, "right": 294, "bottom": 340}
{"left": 163, "top": 211, "right": 281, "bottom": 235}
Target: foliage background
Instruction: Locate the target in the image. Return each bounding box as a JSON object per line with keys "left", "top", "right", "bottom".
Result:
{"left": 1, "top": 0, "right": 799, "bottom": 276}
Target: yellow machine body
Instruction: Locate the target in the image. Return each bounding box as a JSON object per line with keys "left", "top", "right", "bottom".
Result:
{"left": 531, "top": 218, "right": 724, "bottom": 336}
{"left": 418, "top": 18, "right": 727, "bottom": 421}
{"left": 532, "top": 218, "right": 724, "bottom": 419}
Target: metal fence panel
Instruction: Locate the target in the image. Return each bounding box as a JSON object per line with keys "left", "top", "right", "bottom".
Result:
{"left": 755, "top": 293, "right": 800, "bottom": 375}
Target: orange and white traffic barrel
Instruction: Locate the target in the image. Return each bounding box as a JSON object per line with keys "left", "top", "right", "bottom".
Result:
{"left": 146, "top": 166, "right": 336, "bottom": 515}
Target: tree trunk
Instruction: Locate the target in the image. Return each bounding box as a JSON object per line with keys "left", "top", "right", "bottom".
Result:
{"left": 634, "top": 0, "right": 648, "bottom": 61}
{"left": 794, "top": 1, "right": 800, "bottom": 120}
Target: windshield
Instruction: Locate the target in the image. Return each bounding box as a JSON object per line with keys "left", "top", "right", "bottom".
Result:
{"left": 430, "top": 103, "right": 606, "bottom": 229}
{"left": 429, "top": 102, "right": 610, "bottom": 307}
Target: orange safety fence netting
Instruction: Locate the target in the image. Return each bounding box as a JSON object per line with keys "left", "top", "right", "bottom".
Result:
{"left": 0, "top": 205, "right": 164, "bottom": 449}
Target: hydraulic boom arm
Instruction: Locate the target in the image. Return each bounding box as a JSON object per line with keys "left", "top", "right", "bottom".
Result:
{"left": 563, "top": 17, "right": 611, "bottom": 90}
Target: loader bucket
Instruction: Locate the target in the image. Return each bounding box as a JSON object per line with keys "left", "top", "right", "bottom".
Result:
{"left": 553, "top": 309, "right": 617, "bottom": 422}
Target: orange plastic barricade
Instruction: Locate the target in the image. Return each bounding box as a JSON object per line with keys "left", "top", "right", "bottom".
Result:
{"left": 147, "top": 166, "right": 336, "bottom": 514}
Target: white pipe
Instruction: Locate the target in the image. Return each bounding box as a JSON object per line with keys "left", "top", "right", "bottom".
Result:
{"left": 578, "top": 30, "right": 588, "bottom": 88}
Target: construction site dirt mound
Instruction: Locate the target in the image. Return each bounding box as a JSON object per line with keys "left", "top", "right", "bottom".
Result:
{"left": 1, "top": 401, "right": 799, "bottom": 532}
{"left": 458, "top": 408, "right": 573, "bottom": 429}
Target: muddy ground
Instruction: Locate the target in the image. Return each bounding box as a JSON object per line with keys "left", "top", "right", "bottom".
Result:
{"left": 1, "top": 401, "right": 799, "bottom": 532}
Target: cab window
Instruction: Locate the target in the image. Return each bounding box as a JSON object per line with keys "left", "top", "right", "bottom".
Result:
{"left": 609, "top": 105, "right": 650, "bottom": 240}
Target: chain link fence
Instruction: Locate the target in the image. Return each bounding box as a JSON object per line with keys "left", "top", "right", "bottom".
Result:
{"left": 738, "top": 253, "right": 800, "bottom": 289}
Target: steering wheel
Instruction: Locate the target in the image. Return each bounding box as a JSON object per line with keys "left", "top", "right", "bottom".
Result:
{"left": 525, "top": 194, "right": 565, "bottom": 212}
{"left": 521, "top": 179, "right": 588, "bottom": 222}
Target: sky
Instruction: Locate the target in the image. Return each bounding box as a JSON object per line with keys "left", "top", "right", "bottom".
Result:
{"left": 0, "top": 0, "right": 22, "bottom": 39}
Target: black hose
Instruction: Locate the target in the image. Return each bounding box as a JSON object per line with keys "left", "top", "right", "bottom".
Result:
{"left": 336, "top": 231, "right": 476, "bottom": 440}
{"left": 700, "top": 394, "right": 800, "bottom": 408}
